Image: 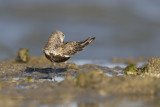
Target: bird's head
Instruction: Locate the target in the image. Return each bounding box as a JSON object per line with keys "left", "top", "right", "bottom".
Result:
{"left": 54, "top": 30, "right": 65, "bottom": 42}
{"left": 48, "top": 30, "right": 65, "bottom": 43}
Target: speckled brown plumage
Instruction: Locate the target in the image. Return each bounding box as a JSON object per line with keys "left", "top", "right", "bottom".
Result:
{"left": 43, "top": 30, "right": 95, "bottom": 63}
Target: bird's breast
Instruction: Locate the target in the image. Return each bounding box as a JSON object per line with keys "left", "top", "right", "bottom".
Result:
{"left": 44, "top": 52, "right": 70, "bottom": 63}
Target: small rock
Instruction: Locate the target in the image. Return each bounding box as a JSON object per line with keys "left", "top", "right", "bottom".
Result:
{"left": 16, "top": 48, "right": 29, "bottom": 63}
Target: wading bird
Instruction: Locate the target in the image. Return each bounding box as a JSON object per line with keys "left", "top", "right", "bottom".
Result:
{"left": 43, "top": 30, "right": 95, "bottom": 72}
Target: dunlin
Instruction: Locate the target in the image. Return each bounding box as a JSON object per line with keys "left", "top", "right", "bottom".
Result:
{"left": 43, "top": 30, "right": 95, "bottom": 71}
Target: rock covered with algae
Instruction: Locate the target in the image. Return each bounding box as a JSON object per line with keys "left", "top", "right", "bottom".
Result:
{"left": 123, "top": 64, "right": 137, "bottom": 75}
{"left": 123, "top": 57, "right": 160, "bottom": 76}
{"left": 123, "top": 64, "right": 147, "bottom": 75}
{"left": 16, "top": 48, "right": 29, "bottom": 63}
{"left": 75, "top": 70, "right": 105, "bottom": 88}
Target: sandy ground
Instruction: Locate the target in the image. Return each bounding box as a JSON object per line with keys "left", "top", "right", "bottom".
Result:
{"left": 0, "top": 55, "right": 160, "bottom": 107}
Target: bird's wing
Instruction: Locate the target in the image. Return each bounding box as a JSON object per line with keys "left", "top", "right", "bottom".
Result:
{"left": 56, "top": 41, "right": 83, "bottom": 57}
{"left": 56, "top": 37, "right": 95, "bottom": 57}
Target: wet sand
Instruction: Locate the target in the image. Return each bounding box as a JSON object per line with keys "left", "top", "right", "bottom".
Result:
{"left": 0, "top": 55, "right": 160, "bottom": 107}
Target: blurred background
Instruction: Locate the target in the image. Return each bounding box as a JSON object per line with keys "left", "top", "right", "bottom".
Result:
{"left": 0, "top": 0, "right": 160, "bottom": 60}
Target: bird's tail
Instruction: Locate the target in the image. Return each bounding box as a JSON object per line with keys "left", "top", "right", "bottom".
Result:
{"left": 81, "top": 37, "right": 95, "bottom": 46}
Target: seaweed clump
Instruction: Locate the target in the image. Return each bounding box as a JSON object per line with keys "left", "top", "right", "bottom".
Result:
{"left": 124, "top": 57, "right": 160, "bottom": 76}
{"left": 123, "top": 64, "right": 147, "bottom": 75}
{"left": 16, "top": 48, "right": 29, "bottom": 63}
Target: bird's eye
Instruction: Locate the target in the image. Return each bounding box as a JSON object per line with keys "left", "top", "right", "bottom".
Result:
{"left": 62, "top": 34, "right": 65, "bottom": 37}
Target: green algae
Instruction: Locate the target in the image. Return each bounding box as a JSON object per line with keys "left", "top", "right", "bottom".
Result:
{"left": 123, "top": 57, "right": 160, "bottom": 76}
{"left": 123, "top": 64, "right": 137, "bottom": 75}
{"left": 123, "top": 64, "right": 148, "bottom": 75}
{"left": 16, "top": 48, "right": 29, "bottom": 63}
{"left": 137, "top": 66, "right": 148, "bottom": 74}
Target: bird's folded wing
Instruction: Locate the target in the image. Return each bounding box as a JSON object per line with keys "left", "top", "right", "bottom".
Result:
{"left": 56, "top": 41, "right": 84, "bottom": 57}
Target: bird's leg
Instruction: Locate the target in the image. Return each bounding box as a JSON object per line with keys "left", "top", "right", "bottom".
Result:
{"left": 64, "top": 61, "right": 67, "bottom": 70}
{"left": 49, "top": 62, "right": 52, "bottom": 73}
{"left": 54, "top": 62, "right": 57, "bottom": 73}
{"left": 64, "top": 61, "right": 69, "bottom": 76}
{"left": 53, "top": 62, "right": 58, "bottom": 81}
{"left": 47, "top": 62, "right": 53, "bottom": 80}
